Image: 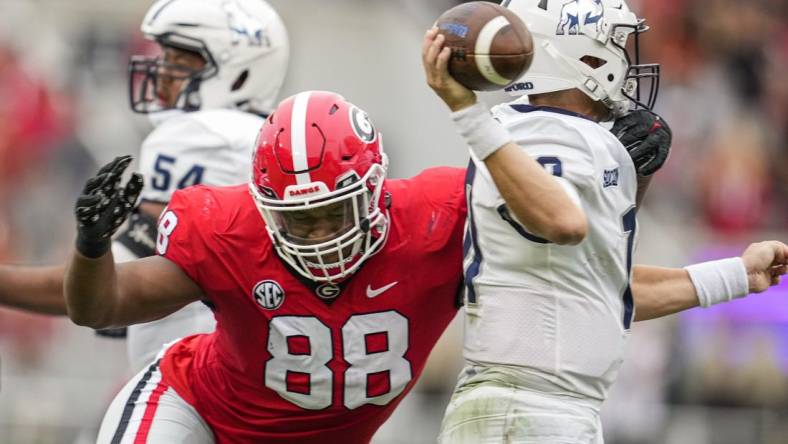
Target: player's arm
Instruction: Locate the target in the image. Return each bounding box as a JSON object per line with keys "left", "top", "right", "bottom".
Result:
{"left": 422, "top": 29, "right": 586, "bottom": 245}
{"left": 0, "top": 264, "right": 67, "bottom": 315}
{"left": 633, "top": 241, "right": 787, "bottom": 321}
{"left": 64, "top": 156, "right": 203, "bottom": 329}
{"left": 0, "top": 203, "right": 169, "bottom": 318}
{"left": 66, "top": 254, "right": 202, "bottom": 329}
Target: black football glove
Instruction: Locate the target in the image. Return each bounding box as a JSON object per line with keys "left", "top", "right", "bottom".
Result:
{"left": 612, "top": 110, "right": 673, "bottom": 177}
{"left": 74, "top": 155, "right": 143, "bottom": 258}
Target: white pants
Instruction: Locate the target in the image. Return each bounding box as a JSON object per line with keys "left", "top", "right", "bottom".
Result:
{"left": 438, "top": 370, "right": 604, "bottom": 444}
{"left": 127, "top": 301, "right": 216, "bottom": 374}
{"left": 96, "top": 360, "right": 214, "bottom": 444}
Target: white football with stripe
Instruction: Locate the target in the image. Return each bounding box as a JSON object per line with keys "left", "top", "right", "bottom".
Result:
{"left": 436, "top": 1, "right": 533, "bottom": 91}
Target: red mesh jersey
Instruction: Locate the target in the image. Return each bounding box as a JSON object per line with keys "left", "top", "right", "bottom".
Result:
{"left": 158, "top": 167, "right": 466, "bottom": 443}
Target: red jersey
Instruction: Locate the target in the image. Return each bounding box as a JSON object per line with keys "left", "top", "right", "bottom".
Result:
{"left": 158, "top": 167, "right": 467, "bottom": 443}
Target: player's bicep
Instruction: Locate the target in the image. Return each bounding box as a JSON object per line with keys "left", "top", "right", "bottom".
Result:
{"left": 114, "top": 256, "right": 204, "bottom": 325}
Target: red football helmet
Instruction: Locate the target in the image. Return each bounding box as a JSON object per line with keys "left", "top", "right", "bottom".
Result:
{"left": 249, "top": 91, "right": 389, "bottom": 282}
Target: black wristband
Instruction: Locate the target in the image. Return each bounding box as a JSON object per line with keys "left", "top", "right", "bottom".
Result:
{"left": 75, "top": 233, "right": 111, "bottom": 259}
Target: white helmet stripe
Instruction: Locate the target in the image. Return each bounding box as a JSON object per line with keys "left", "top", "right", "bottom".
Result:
{"left": 290, "top": 91, "right": 313, "bottom": 185}
{"left": 475, "top": 16, "right": 512, "bottom": 86}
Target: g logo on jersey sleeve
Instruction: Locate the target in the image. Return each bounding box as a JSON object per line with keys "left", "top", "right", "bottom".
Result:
{"left": 253, "top": 280, "right": 285, "bottom": 310}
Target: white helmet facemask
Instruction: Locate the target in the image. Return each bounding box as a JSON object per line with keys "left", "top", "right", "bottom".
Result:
{"left": 504, "top": 0, "right": 659, "bottom": 118}
{"left": 129, "top": 0, "right": 289, "bottom": 116}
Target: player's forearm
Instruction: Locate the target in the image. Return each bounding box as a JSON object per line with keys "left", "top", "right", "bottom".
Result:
{"left": 0, "top": 264, "right": 68, "bottom": 315}
{"left": 484, "top": 144, "right": 588, "bottom": 245}
{"left": 631, "top": 265, "right": 699, "bottom": 321}
{"left": 635, "top": 175, "right": 653, "bottom": 209}
{"left": 64, "top": 249, "right": 120, "bottom": 328}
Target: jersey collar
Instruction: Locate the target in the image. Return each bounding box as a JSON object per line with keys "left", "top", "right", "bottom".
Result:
{"left": 509, "top": 104, "right": 595, "bottom": 122}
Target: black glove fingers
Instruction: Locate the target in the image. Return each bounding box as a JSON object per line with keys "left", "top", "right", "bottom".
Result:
{"left": 82, "top": 175, "right": 104, "bottom": 195}
{"left": 619, "top": 131, "right": 648, "bottom": 147}
{"left": 74, "top": 155, "right": 138, "bottom": 258}
{"left": 100, "top": 155, "right": 133, "bottom": 174}
{"left": 97, "top": 155, "right": 134, "bottom": 195}
{"left": 639, "top": 155, "right": 662, "bottom": 176}
{"left": 124, "top": 173, "right": 144, "bottom": 205}
{"left": 612, "top": 109, "right": 672, "bottom": 177}
{"left": 612, "top": 120, "right": 639, "bottom": 140}
{"left": 628, "top": 139, "right": 657, "bottom": 160}
{"left": 75, "top": 205, "right": 99, "bottom": 221}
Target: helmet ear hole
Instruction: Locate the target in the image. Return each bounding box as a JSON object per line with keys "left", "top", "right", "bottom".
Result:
{"left": 231, "top": 69, "right": 249, "bottom": 91}
{"left": 580, "top": 55, "right": 607, "bottom": 69}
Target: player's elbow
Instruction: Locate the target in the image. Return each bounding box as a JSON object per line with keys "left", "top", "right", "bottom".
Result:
{"left": 66, "top": 306, "right": 111, "bottom": 329}
{"left": 548, "top": 215, "right": 588, "bottom": 245}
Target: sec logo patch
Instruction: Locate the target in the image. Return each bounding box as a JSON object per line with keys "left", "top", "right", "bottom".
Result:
{"left": 253, "top": 280, "right": 285, "bottom": 310}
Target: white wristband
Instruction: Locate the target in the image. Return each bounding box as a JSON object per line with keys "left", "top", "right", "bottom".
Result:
{"left": 685, "top": 257, "right": 749, "bottom": 308}
{"left": 450, "top": 102, "right": 512, "bottom": 160}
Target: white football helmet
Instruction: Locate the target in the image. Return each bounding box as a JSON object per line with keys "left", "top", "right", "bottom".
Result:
{"left": 129, "top": 0, "right": 289, "bottom": 115}
{"left": 504, "top": 0, "right": 659, "bottom": 117}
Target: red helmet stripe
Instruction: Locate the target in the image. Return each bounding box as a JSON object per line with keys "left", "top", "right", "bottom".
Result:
{"left": 290, "top": 91, "right": 313, "bottom": 185}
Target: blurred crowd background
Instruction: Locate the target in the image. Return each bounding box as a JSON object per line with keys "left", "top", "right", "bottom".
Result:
{"left": 0, "top": 0, "right": 785, "bottom": 443}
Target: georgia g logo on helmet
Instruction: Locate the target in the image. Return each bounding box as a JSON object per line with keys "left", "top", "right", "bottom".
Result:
{"left": 350, "top": 106, "right": 377, "bottom": 144}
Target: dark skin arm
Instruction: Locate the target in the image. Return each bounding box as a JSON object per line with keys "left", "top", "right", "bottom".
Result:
{"left": 0, "top": 265, "right": 68, "bottom": 315}
{"left": 65, "top": 251, "right": 203, "bottom": 329}
{"left": 0, "top": 201, "right": 167, "bottom": 316}
{"left": 635, "top": 175, "right": 653, "bottom": 209}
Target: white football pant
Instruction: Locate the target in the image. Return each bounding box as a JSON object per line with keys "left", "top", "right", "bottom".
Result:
{"left": 96, "top": 359, "right": 214, "bottom": 444}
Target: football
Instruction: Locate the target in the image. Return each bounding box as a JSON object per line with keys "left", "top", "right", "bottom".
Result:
{"left": 435, "top": 1, "right": 534, "bottom": 91}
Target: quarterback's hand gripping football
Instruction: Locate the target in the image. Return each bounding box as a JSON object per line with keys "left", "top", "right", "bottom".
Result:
{"left": 612, "top": 110, "right": 673, "bottom": 177}
{"left": 742, "top": 241, "right": 788, "bottom": 294}
{"left": 74, "top": 155, "right": 143, "bottom": 258}
{"left": 422, "top": 28, "right": 477, "bottom": 112}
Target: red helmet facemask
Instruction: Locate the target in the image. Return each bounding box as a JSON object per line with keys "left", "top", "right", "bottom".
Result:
{"left": 249, "top": 91, "right": 389, "bottom": 283}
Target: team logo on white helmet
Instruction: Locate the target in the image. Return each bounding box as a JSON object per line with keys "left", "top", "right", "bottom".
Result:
{"left": 223, "top": 0, "right": 269, "bottom": 47}
{"left": 556, "top": 0, "right": 604, "bottom": 35}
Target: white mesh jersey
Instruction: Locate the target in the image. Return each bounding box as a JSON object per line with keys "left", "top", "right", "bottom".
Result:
{"left": 462, "top": 103, "right": 638, "bottom": 402}
{"left": 138, "top": 109, "right": 265, "bottom": 203}
{"left": 123, "top": 108, "right": 264, "bottom": 373}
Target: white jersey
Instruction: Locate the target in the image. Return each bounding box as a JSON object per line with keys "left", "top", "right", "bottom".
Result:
{"left": 138, "top": 108, "right": 264, "bottom": 203}
{"left": 462, "top": 103, "right": 638, "bottom": 402}
{"left": 121, "top": 108, "right": 264, "bottom": 373}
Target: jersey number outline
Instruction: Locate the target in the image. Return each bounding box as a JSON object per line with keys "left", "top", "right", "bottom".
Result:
{"left": 496, "top": 156, "right": 563, "bottom": 244}
{"left": 156, "top": 210, "right": 179, "bottom": 255}
{"left": 265, "top": 311, "right": 413, "bottom": 410}
{"left": 621, "top": 206, "right": 636, "bottom": 329}
{"left": 151, "top": 154, "right": 205, "bottom": 191}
